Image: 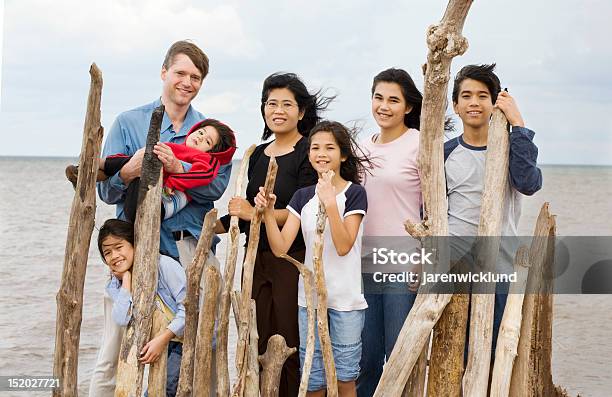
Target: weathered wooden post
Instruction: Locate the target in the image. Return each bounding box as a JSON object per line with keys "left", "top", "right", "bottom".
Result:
{"left": 259, "top": 335, "right": 298, "bottom": 397}
{"left": 490, "top": 246, "right": 530, "bottom": 397}
{"left": 509, "top": 203, "right": 556, "bottom": 397}
{"left": 281, "top": 254, "right": 316, "bottom": 397}
{"left": 147, "top": 309, "right": 170, "bottom": 395}
{"left": 52, "top": 63, "right": 103, "bottom": 397}
{"left": 194, "top": 263, "right": 221, "bottom": 396}
{"left": 114, "top": 104, "right": 165, "bottom": 397}
{"left": 244, "top": 300, "right": 260, "bottom": 397}
{"left": 217, "top": 144, "right": 256, "bottom": 397}
{"left": 232, "top": 158, "right": 278, "bottom": 397}
{"left": 374, "top": 1, "right": 473, "bottom": 395}
{"left": 462, "top": 108, "right": 511, "bottom": 397}
{"left": 176, "top": 209, "right": 218, "bottom": 397}
{"left": 313, "top": 202, "right": 338, "bottom": 397}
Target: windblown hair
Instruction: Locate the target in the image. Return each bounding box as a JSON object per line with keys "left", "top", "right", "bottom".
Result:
{"left": 452, "top": 63, "right": 501, "bottom": 104}
{"left": 260, "top": 72, "right": 335, "bottom": 140}
{"left": 308, "top": 120, "right": 374, "bottom": 184}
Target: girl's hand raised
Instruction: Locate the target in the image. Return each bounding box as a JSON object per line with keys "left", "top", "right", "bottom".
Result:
{"left": 254, "top": 187, "right": 277, "bottom": 212}
{"left": 316, "top": 171, "right": 336, "bottom": 208}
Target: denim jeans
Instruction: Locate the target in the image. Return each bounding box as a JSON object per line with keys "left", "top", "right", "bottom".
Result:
{"left": 357, "top": 274, "right": 416, "bottom": 397}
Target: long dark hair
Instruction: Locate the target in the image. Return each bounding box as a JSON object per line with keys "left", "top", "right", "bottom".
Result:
{"left": 372, "top": 68, "right": 423, "bottom": 130}
{"left": 308, "top": 120, "right": 374, "bottom": 184}
{"left": 97, "top": 219, "right": 134, "bottom": 262}
{"left": 260, "top": 72, "right": 335, "bottom": 140}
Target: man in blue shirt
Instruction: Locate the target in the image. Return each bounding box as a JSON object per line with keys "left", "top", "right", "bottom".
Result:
{"left": 97, "top": 40, "right": 231, "bottom": 260}
{"left": 90, "top": 40, "right": 230, "bottom": 397}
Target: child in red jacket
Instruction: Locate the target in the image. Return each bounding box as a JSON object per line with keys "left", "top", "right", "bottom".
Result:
{"left": 67, "top": 118, "right": 236, "bottom": 222}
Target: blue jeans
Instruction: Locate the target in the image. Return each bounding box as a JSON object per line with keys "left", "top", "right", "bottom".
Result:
{"left": 357, "top": 274, "right": 416, "bottom": 397}
{"left": 298, "top": 307, "right": 365, "bottom": 392}
{"left": 144, "top": 341, "right": 182, "bottom": 397}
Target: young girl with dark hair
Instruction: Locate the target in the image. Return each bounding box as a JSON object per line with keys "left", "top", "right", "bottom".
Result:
{"left": 97, "top": 219, "right": 186, "bottom": 397}
{"left": 357, "top": 68, "right": 424, "bottom": 397}
{"left": 255, "top": 120, "right": 371, "bottom": 396}
{"left": 216, "top": 73, "right": 334, "bottom": 396}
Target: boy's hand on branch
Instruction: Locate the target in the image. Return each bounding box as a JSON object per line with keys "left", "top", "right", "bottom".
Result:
{"left": 495, "top": 91, "right": 525, "bottom": 128}
{"left": 154, "top": 142, "right": 184, "bottom": 174}
{"left": 228, "top": 196, "right": 255, "bottom": 221}
{"left": 254, "top": 187, "right": 277, "bottom": 213}
{"left": 316, "top": 171, "right": 336, "bottom": 208}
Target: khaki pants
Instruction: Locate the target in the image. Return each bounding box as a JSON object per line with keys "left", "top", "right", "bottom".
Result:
{"left": 88, "top": 237, "right": 219, "bottom": 397}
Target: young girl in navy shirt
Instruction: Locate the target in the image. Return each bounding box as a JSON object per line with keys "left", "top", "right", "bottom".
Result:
{"left": 255, "top": 120, "right": 371, "bottom": 396}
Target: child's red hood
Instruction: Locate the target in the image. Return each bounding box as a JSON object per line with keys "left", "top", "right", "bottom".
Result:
{"left": 186, "top": 120, "right": 236, "bottom": 166}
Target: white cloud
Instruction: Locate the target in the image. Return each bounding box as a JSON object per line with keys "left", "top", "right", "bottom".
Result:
{"left": 4, "top": 0, "right": 262, "bottom": 62}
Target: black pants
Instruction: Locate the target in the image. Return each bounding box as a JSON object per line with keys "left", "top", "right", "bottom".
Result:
{"left": 104, "top": 156, "right": 166, "bottom": 223}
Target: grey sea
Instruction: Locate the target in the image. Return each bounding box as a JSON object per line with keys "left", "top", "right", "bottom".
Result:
{"left": 0, "top": 157, "right": 611, "bottom": 396}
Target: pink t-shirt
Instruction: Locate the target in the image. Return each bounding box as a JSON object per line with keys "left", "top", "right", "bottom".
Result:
{"left": 361, "top": 129, "right": 422, "bottom": 236}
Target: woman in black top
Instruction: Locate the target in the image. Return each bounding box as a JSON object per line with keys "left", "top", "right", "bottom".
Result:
{"left": 217, "top": 72, "right": 333, "bottom": 396}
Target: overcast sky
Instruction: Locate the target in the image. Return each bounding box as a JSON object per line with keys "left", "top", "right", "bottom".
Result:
{"left": 1, "top": 0, "right": 611, "bottom": 165}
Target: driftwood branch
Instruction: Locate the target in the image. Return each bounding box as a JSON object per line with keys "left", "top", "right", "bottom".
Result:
{"left": 462, "top": 108, "right": 510, "bottom": 397}
{"left": 281, "top": 254, "right": 316, "bottom": 397}
{"left": 259, "top": 335, "right": 298, "bottom": 397}
{"left": 232, "top": 158, "right": 278, "bottom": 397}
{"left": 403, "top": 341, "right": 428, "bottom": 397}
{"left": 217, "top": 144, "right": 256, "bottom": 396}
{"left": 509, "top": 203, "right": 556, "bottom": 397}
{"left": 427, "top": 292, "right": 469, "bottom": 397}
{"left": 244, "top": 300, "right": 260, "bottom": 397}
{"left": 374, "top": 2, "right": 473, "bottom": 395}
{"left": 313, "top": 202, "right": 338, "bottom": 397}
{"left": 490, "top": 246, "right": 530, "bottom": 397}
{"left": 53, "top": 63, "right": 103, "bottom": 397}
{"left": 232, "top": 290, "right": 241, "bottom": 331}
{"left": 115, "top": 104, "right": 165, "bottom": 397}
{"left": 176, "top": 209, "right": 218, "bottom": 397}
{"left": 194, "top": 263, "right": 221, "bottom": 396}
{"left": 147, "top": 308, "right": 170, "bottom": 396}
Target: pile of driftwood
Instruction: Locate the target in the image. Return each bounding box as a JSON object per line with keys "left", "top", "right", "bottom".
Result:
{"left": 53, "top": 1, "right": 574, "bottom": 396}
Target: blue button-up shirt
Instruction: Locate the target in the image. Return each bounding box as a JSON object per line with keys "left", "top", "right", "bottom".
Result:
{"left": 106, "top": 254, "right": 186, "bottom": 336}
{"left": 97, "top": 98, "right": 231, "bottom": 258}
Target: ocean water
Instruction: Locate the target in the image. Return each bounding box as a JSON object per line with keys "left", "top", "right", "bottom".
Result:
{"left": 0, "top": 158, "right": 610, "bottom": 396}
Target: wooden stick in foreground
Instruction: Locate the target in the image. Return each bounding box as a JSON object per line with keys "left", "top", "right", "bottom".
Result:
{"left": 217, "top": 144, "right": 256, "bottom": 397}
{"left": 403, "top": 341, "right": 428, "bottom": 397}
{"left": 115, "top": 104, "right": 165, "bottom": 397}
{"left": 462, "top": 108, "right": 510, "bottom": 397}
{"left": 259, "top": 335, "right": 298, "bottom": 397}
{"left": 53, "top": 63, "right": 103, "bottom": 397}
{"left": 147, "top": 308, "right": 170, "bottom": 396}
{"left": 374, "top": 3, "right": 472, "bottom": 395}
{"left": 509, "top": 203, "right": 556, "bottom": 397}
{"left": 176, "top": 209, "right": 218, "bottom": 397}
{"left": 281, "top": 254, "right": 316, "bottom": 397}
{"left": 490, "top": 246, "right": 530, "bottom": 397}
{"left": 232, "top": 158, "right": 278, "bottom": 397}
{"left": 427, "top": 292, "right": 469, "bottom": 397}
{"left": 244, "top": 300, "right": 260, "bottom": 397}
{"left": 194, "top": 263, "right": 221, "bottom": 396}
{"left": 313, "top": 201, "right": 338, "bottom": 397}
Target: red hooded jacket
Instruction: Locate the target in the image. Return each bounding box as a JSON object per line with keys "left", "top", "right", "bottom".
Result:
{"left": 163, "top": 120, "right": 236, "bottom": 196}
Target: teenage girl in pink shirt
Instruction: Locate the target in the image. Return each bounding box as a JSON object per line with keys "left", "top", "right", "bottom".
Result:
{"left": 356, "top": 68, "right": 424, "bottom": 397}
